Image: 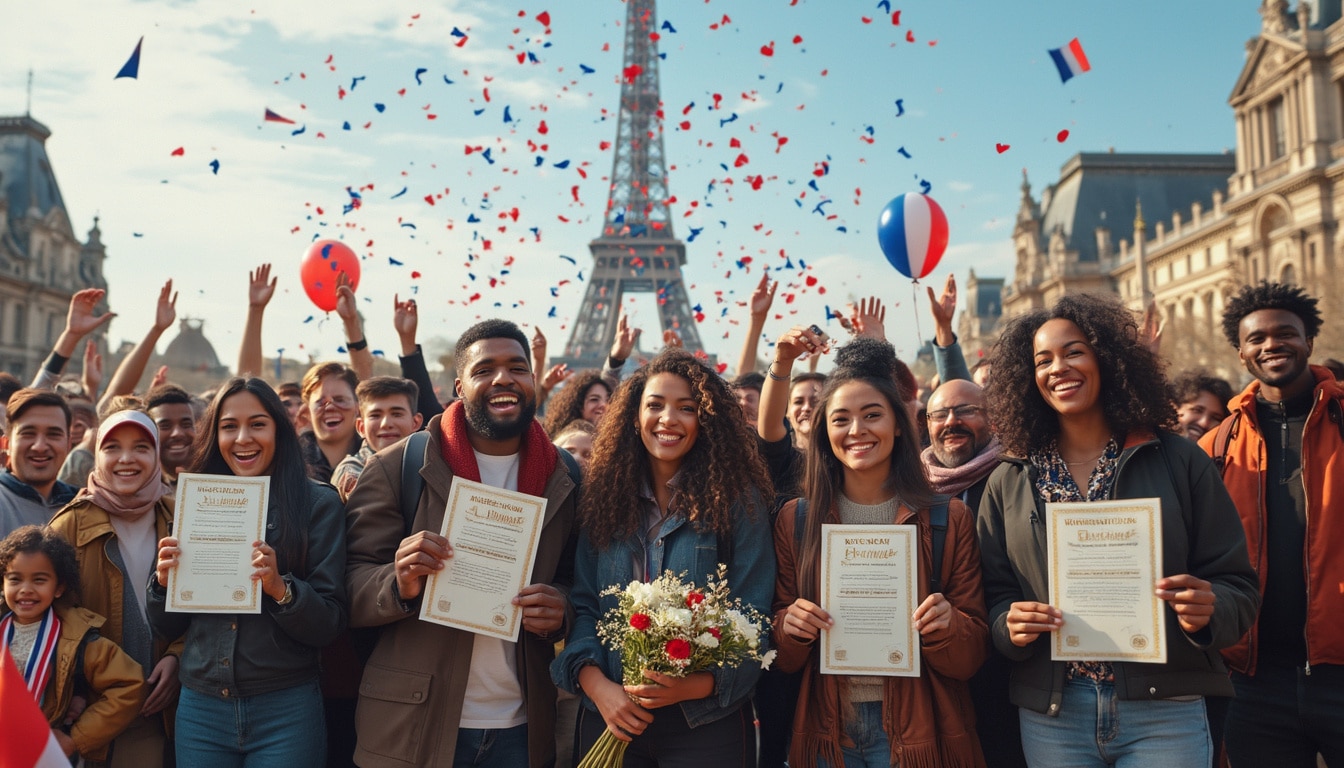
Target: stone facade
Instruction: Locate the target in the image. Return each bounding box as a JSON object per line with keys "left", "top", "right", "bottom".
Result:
{"left": 0, "top": 115, "right": 107, "bottom": 378}
{"left": 961, "top": 0, "right": 1344, "bottom": 382}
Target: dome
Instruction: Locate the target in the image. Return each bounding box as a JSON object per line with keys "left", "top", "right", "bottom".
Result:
{"left": 162, "top": 318, "right": 225, "bottom": 373}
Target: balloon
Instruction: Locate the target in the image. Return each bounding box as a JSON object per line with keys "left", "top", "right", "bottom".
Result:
{"left": 300, "top": 240, "right": 361, "bottom": 312}
{"left": 876, "top": 193, "right": 949, "bottom": 280}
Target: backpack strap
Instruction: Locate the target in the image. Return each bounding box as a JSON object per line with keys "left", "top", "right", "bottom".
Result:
{"left": 399, "top": 430, "right": 432, "bottom": 536}
{"left": 928, "top": 495, "right": 950, "bottom": 596}
{"left": 1211, "top": 410, "right": 1242, "bottom": 474}
{"left": 556, "top": 446, "right": 583, "bottom": 487}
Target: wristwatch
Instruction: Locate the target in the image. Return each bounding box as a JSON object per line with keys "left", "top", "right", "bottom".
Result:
{"left": 276, "top": 576, "right": 295, "bottom": 606}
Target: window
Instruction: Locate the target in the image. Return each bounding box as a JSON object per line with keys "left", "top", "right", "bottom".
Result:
{"left": 13, "top": 304, "right": 24, "bottom": 345}
{"left": 1268, "top": 98, "right": 1287, "bottom": 159}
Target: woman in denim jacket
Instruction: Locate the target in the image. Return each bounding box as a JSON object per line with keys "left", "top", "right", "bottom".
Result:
{"left": 552, "top": 349, "right": 776, "bottom": 768}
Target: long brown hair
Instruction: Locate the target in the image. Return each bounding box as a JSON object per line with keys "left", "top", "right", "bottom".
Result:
{"left": 796, "top": 366, "right": 934, "bottom": 603}
{"left": 542, "top": 370, "right": 609, "bottom": 437}
{"left": 581, "top": 349, "right": 773, "bottom": 550}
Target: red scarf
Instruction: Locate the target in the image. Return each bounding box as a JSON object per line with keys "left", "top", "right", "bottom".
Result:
{"left": 439, "top": 400, "right": 557, "bottom": 497}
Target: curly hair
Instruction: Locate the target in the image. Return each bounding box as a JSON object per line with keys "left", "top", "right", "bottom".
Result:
{"left": 1221, "top": 281, "right": 1323, "bottom": 348}
{"left": 581, "top": 349, "right": 773, "bottom": 550}
{"left": 795, "top": 355, "right": 934, "bottom": 603}
{"left": 0, "top": 525, "right": 82, "bottom": 607}
{"left": 541, "top": 370, "right": 610, "bottom": 437}
{"left": 985, "top": 293, "right": 1176, "bottom": 456}
{"left": 1170, "top": 369, "right": 1234, "bottom": 408}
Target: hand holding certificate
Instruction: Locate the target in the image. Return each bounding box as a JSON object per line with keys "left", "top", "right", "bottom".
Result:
{"left": 164, "top": 473, "right": 270, "bottom": 613}
{"left": 1047, "top": 499, "right": 1167, "bottom": 663}
{"left": 818, "top": 524, "right": 921, "bottom": 677}
{"left": 420, "top": 477, "right": 548, "bottom": 641}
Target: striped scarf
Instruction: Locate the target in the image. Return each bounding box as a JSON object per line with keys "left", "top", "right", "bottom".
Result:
{"left": 0, "top": 608, "right": 61, "bottom": 703}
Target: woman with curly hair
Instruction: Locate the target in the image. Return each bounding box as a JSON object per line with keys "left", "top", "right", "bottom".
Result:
{"left": 977, "top": 293, "right": 1259, "bottom": 768}
{"left": 541, "top": 370, "right": 611, "bottom": 436}
{"left": 552, "top": 349, "right": 775, "bottom": 768}
{"left": 771, "top": 337, "right": 988, "bottom": 768}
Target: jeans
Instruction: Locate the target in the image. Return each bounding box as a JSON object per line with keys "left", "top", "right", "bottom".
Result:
{"left": 1019, "top": 677, "right": 1211, "bottom": 768}
{"left": 575, "top": 701, "right": 755, "bottom": 768}
{"left": 1225, "top": 663, "right": 1344, "bottom": 768}
{"left": 817, "top": 701, "right": 891, "bottom": 768}
{"left": 175, "top": 680, "right": 326, "bottom": 768}
{"left": 452, "top": 723, "right": 528, "bottom": 768}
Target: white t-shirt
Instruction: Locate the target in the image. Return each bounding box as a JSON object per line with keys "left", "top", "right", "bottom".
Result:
{"left": 459, "top": 450, "right": 527, "bottom": 729}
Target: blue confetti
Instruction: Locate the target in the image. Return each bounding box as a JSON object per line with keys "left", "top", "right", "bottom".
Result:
{"left": 897, "top": 146, "right": 911, "bottom": 159}
{"left": 553, "top": 159, "right": 571, "bottom": 169}
{"left": 813, "top": 200, "right": 832, "bottom": 215}
{"left": 534, "top": 156, "right": 545, "bottom": 167}
{"left": 133, "top": 232, "right": 143, "bottom": 238}
{"left": 303, "top": 315, "right": 315, "bottom": 323}
{"left": 527, "top": 52, "right": 539, "bottom": 63}
{"left": 688, "top": 227, "right": 703, "bottom": 242}
{"left": 503, "top": 105, "right": 513, "bottom": 123}
{"left": 401, "top": 222, "right": 417, "bottom": 229}
{"left": 467, "top": 213, "right": 481, "bottom": 223}
{"left": 548, "top": 306, "right": 557, "bottom": 318}
{"left": 443, "top": 75, "right": 454, "bottom": 85}
{"left": 865, "top": 126, "right": 875, "bottom": 136}
{"left": 450, "top": 27, "right": 466, "bottom": 38}
{"left": 719, "top": 113, "right": 739, "bottom": 127}
{"left": 776, "top": 82, "right": 784, "bottom": 94}
{"left": 342, "top": 121, "right": 351, "bottom": 130}
{"left": 209, "top": 159, "right": 220, "bottom": 175}
{"left": 374, "top": 103, "right": 386, "bottom": 113}
{"left": 389, "top": 257, "right": 403, "bottom": 266}
{"left": 390, "top": 187, "right": 407, "bottom": 199}
{"left": 473, "top": 108, "right": 486, "bottom": 116}
{"left": 579, "top": 64, "right": 595, "bottom": 74}
{"left": 877, "top": 0, "right": 891, "bottom": 12}
{"left": 661, "top": 20, "right": 677, "bottom": 33}
{"left": 337, "top": 345, "right": 347, "bottom": 353}
{"left": 919, "top": 179, "right": 932, "bottom": 194}
{"left": 291, "top": 124, "right": 306, "bottom": 136}
{"left": 836, "top": 226, "right": 848, "bottom": 232}
{"left": 894, "top": 99, "right": 905, "bottom": 117}
{"left": 414, "top": 67, "right": 428, "bottom": 85}
{"left": 559, "top": 254, "right": 577, "bottom": 264}
{"left": 350, "top": 75, "right": 365, "bottom": 90}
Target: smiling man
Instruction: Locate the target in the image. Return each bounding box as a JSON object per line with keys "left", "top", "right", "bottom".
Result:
{"left": 145, "top": 384, "right": 196, "bottom": 493}
{"left": 0, "top": 389, "right": 77, "bottom": 537}
{"left": 331, "top": 375, "right": 423, "bottom": 502}
{"left": 920, "top": 379, "right": 1000, "bottom": 509}
{"left": 345, "top": 319, "right": 579, "bottom": 768}
{"left": 1201, "top": 282, "right": 1344, "bottom": 767}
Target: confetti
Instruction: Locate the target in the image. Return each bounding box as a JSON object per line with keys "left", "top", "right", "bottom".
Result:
{"left": 209, "top": 159, "right": 220, "bottom": 174}
{"left": 264, "top": 108, "right": 296, "bottom": 124}
{"left": 1057, "top": 129, "right": 1070, "bottom": 142}
{"left": 414, "top": 67, "right": 428, "bottom": 85}
{"left": 995, "top": 143, "right": 1010, "bottom": 154}
{"left": 170, "top": 147, "right": 184, "bottom": 157}
{"left": 115, "top": 36, "right": 143, "bottom": 79}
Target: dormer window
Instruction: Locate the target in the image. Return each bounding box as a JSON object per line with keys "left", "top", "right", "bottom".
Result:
{"left": 1268, "top": 97, "right": 1287, "bottom": 159}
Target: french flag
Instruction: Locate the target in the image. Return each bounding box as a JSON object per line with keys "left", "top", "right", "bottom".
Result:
{"left": 1049, "top": 38, "right": 1091, "bottom": 83}
{"left": 0, "top": 652, "right": 68, "bottom": 767}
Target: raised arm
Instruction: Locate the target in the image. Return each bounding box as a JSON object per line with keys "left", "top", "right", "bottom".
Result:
{"left": 758, "top": 324, "right": 827, "bottom": 443}
{"left": 237, "top": 264, "right": 276, "bottom": 377}
{"left": 927, "top": 274, "right": 971, "bottom": 383}
{"left": 734, "top": 271, "right": 777, "bottom": 377}
{"left": 394, "top": 295, "right": 443, "bottom": 420}
{"left": 32, "top": 289, "right": 115, "bottom": 390}
{"left": 98, "top": 280, "right": 176, "bottom": 412}
{"left": 602, "top": 313, "right": 641, "bottom": 388}
{"left": 335, "top": 272, "right": 373, "bottom": 380}
{"left": 80, "top": 340, "right": 103, "bottom": 401}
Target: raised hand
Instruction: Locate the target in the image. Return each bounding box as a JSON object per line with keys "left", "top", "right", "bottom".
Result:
{"left": 772, "top": 324, "right": 830, "bottom": 367}
{"left": 610, "top": 313, "right": 641, "bottom": 361}
{"left": 926, "top": 274, "right": 958, "bottom": 345}
{"left": 749, "top": 271, "right": 778, "bottom": 319}
{"left": 846, "top": 296, "right": 887, "bottom": 341}
{"left": 153, "top": 279, "right": 178, "bottom": 332}
{"left": 66, "top": 288, "right": 115, "bottom": 338}
{"left": 149, "top": 365, "right": 169, "bottom": 389}
{"left": 248, "top": 264, "right": 276, "bottom": 308}
{"left": 531, "top": 326, "right": 548, "bottom": 374}
{"left": 81, "top": 340, "right": 103, "bottom": 398}
{"left": 335, "top": 271, "right": 357, "bottom": 321}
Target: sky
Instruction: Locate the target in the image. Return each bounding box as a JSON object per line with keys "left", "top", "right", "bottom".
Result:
{"left": 0, "top": 1, "right": 1257, "bottom": 375}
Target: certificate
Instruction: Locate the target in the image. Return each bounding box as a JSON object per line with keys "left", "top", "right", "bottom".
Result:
{"left": 818, "top": 524, "right": 920, "bottom": 677}
{"left": 420, "top": 477, "right": 548, "bottom": 641}
{"left": 1047, "top": 499, "right": 1166, "bottom": 663}
{"left": 167, "top": 473, "right": 269, "bottom": 614}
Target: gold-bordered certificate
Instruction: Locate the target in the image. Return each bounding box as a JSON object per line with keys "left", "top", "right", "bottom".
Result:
{"left": 1047, "top": 499, "right": 1167, "bottom": 664}
{"left": 818, "top": 524, "right": 920, "bottom": 677}
{"left": 168, "top": 473, "right": 269, "bottom": 614}
{"left": 420, "top": 477, "right": 548, "bottom": 641}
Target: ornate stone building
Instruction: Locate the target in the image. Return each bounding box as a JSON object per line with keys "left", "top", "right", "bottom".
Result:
{"left": 0, "top": 114, "right": 108, "bottom": 377}
{"left": 960, "top": 0, "right": 1344, "bottom": 381}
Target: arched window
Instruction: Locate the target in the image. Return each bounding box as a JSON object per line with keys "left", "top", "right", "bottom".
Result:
{"left": 1280, "top": 263, "right": 1297, "bottom": 286}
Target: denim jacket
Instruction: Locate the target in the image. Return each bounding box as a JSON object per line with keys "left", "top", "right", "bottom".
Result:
{"left": 552, "top": 488, "right": 776, "bottom": 728}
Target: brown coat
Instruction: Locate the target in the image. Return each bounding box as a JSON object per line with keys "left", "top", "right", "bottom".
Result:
{"left": 344, "top": 415, "right": 578, "bottom": 768}
{"left": 772, "top": 498, "right": 988, "bottom": 768}
{"left": 48, "top": 497, "right": 184, "bottom": 736}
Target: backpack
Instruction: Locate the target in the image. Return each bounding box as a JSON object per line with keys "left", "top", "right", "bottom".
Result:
{"left": 1211, "top": 396, "right": 1344, "bottom": 472}
{"left": 793, "top": 494, "right": 951, "bottom": 594}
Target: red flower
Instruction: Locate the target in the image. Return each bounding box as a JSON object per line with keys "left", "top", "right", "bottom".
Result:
{"left": 630, "top": 613, "right": 652, "bottom": 631}
{"left": 665, "top": 638, "right": 692, "bottom": 660}
{"left": 708, "top": 627, "right": 722, "bottom": 640}
{"left": 685, "top": 592, "right": 705, "bottom": 608}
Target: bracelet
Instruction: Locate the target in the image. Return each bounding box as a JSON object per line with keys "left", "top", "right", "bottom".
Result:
{"left": 767, "top": 365, "right": 789, "bottom": 382}
{"left": 347, "top": 337, "right": 368, "bottom": 351}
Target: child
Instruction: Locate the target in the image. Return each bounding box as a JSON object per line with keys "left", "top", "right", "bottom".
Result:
{"left": 1, "top": 525, "right": 145, "bottom": 761}
{"left": 551, "top": 419, "right": 595, "bottom": 474}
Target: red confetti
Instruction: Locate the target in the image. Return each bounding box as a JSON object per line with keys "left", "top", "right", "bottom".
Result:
{"left": 760, "top": 41, "right": 775, "bottom": 57}
{"left": 733, "top": 153, "right": 749, "bottom": 167}
{"left": 748, "top": 176, "right": 764, "bottom": 190}
{"left": 170, "top": 147, "right": 184, "bottom": 156}
{"left": 411, "top": 271, "right": 421, "bottom": 279}
{"left": 805, "top": 275, "right": 818, "bottom": 286}
{"left": 424, "top": 195, "right": 436, "bottom": 205}
{"left": 996, "top": 143, "right": 1010, "bottom": 154}
{"left": 729, "top": 137, "right": 741, "bottom": 148}
{"left": 905, "top": 29, "right": 915, "bottom": 43}
{"left": 536, "top": 10, "right": 550, "bottom": 27}
{"left": 792, "top": 35, "right": 803, "bottom": 44}
{"left": 678, "top": 120, "right": 691, "bottom": 130}
{"left": 715, "top": 362, "right": 729, "bottom": 374}
{"left": 892, "top": 11, "right": 901, "bottom": 25}
{"left": 1057, "top": 129, "right": 1070, "bottom": 142}
{"left": 622, "top": 64, "right": 643, "bottom": 83}
{"left": 538, "top": 120, "right": 549, "bottom": 134}
{"left": 599, "top": 140, "right": 611, "bottom": 150}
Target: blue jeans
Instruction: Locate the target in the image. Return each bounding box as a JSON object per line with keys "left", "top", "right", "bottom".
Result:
{"left": 175, "top": 680, "right": 326, "bottom": 768}
{"left": 817, "top": 701, "right": 891, "bottom": 768}
{"left": 452, "top": 723, "right": 528, "bottom": 768}
{"left": 1019, "top": 677, "right": 1211, "bottom": 768}
{"left": 1225, "top": 664, "right": 1344, "bottom": 767}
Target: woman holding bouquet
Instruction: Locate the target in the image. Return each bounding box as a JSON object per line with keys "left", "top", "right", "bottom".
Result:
{"left": 772, "top": 335, "right": 990, "bottom": 768}
{"left": 552, "top": 349, "right": 776, "bottom": 767}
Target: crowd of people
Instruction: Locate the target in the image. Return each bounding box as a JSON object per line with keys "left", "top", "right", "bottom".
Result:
{"left": 0, "top": 264, "right": 1340, "bottom": 768}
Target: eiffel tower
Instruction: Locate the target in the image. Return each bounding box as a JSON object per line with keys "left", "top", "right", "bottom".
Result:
{"left": 558, "top": 0, "right": 704, "bottom": 371}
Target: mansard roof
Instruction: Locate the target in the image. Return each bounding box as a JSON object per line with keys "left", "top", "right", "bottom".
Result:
{"left": 1035, "top": 152, "right": 1234, "bottom": 263}
{"left": 0, "top": 115, "right": 73, "bottom": 251}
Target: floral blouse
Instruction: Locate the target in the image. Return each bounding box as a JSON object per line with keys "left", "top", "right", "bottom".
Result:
{"left": 1029, "top": 436, "right": 1122, "bottom": 683}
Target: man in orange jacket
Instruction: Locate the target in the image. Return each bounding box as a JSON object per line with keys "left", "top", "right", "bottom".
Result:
{"left": 1200, "top": 282, "right": 1344, "bottom": 768}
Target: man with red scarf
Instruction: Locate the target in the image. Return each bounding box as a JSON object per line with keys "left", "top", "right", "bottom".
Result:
{"left": 345, "top": 319, "right": 579, "bottom": 768}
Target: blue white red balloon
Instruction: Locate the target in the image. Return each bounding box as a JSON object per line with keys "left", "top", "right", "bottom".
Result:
{"left": 876, "top": 193, "right": 949, "bottom": 280}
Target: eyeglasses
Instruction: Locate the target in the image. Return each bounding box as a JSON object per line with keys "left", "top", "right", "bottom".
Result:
{"left": 313, "top": 396, "right": 355, "bottom": 410}
{"left": 926, "top": 404, "right": 984, "bottom": 423}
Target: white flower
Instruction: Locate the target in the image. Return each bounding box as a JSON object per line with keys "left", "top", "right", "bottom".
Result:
{"left": 695, "top": 632, "right": 721, "bottom": 649}
{"left": 627, "top": 581, "right": 659, "bottom": 609}
{"left": 725, "top": 609, "right": 760, "bottom": 643}
{"left": 660, "top": 608, "right": 693, "bottom": 628}
{"left": 760, "top": 650, "right": 778, "bottom": 670}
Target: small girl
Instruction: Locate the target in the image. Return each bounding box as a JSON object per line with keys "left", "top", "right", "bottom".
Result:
{"left": 1, "top": 525, "right": 146, "bottom": 762}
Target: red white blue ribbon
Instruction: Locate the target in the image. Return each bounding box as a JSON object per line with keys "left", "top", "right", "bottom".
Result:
{"left": 0, "top": 608, "right": 61, "bottom": 703}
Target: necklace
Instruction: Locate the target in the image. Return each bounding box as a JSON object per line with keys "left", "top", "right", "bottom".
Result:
{"left": 1062, "top": 451, "right": 1105, "bottom": 466}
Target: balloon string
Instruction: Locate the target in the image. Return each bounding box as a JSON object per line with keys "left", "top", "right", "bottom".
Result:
{"left": 911, "top": 280, "right": 924, "bottom": 352}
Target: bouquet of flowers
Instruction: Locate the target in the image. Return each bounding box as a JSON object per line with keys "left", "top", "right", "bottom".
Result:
{"left": 577, "top": 563, "right": 775, "bottom": 768}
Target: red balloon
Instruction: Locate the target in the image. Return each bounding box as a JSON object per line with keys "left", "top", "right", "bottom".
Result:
{"left": 300, "top": 240, "right": 360, "bottom": 312}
